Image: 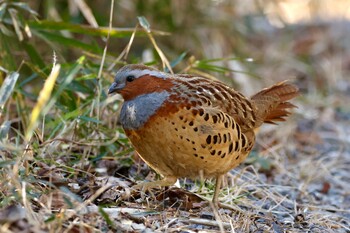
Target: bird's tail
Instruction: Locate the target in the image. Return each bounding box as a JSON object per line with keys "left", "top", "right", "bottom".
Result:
{"left": 251, "top": 81, "right": 299, "bottom": 125}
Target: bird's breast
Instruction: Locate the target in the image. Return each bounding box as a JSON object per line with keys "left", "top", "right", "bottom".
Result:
{"left": 119, "top": 91, "right": 170, "bottom": 130}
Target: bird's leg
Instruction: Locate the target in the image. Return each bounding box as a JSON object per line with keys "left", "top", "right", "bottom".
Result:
{"left": 212, "top": 174, "right": 223, "bottom": 208}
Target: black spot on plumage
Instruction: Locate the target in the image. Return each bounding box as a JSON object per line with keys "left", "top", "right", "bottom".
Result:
{"left": 241, "top": 102, "right": 247, "bottom": 112}
{"left": 207, "top": 87, "right": 216, "bottom": 94}
{"left": 213, "top": 135, "right": 218, "bottom": 144}
{"left": 230, "top": 92, "right": 238, "bottom": 99}
{"left": 192, "top": 109, "right": 198, "bottom": 115}
{"left": 217, "top": 150, "right": 222, "bottom": 155}
{"left": 212, "top": 115, "right": 218, "bottom": 123}
{"left": 193, "top": 147, "right": 196, "bottom": 151}
{"left": 214, "top": 92, "right": 223, "bottom": 101}
{"left": 241, "top": 135, "right": 246, "bottom": 148}
{"left": 218, "top": 112, "right": 225, "bottom": 122}
{"left": 200, "top": 96, "right": 208, "bottom": 104}
{"left": 204, "top": 113, "right": 209, "bottom": 121}
{"left": 210, "top": 150, "right": 216, "bottom": 155}
{"left": 206, "top": 135, "right": 211, "bottom": 144}
{"left": 194, "top": 154, "right": 198, "bottom": 157}
{"left": 199, "top": 108, "right": 204, "bottom": 116}
{"left": 223, "top": 134, "right": 227, "bottom": 143}
{"left": 191, "top": 141, "right": 195, "bottom": 144}
{"left": 179, "top": 116, "right": 184, "bottom": 120}
{"left": 220, "top": 112, "right": 226, "bottom": 121}
{"left": 235, "top": 141, "right": 239, "bottom": 151}
{"left": 201, "top": 144, "right": 206, "bottom": 149}
{"left": 186, "top": 138, "right": 190, "bottom": 142}
{"left": 235, "top": 155, "right": 240, "bottom": 160}
{"left": 182, "top": 81, "right": 193, "bottom": 90}
{"left": 246, "top": 100, "right": 253, "bottom": 110}
{"left": 175, "top": 128, "right": 178, "bottom": 131}
{"left": 171, "top": 122, "right": 175, "bottom": 125}
{"left": 224, "top": 121, "right": 229, "bottom": 128}
{"left": 221, "top": 90, "right": 230, "bottom": 99}
{"left": 182, "top": 126, "right": 186, "bottom": 129}
{"left": 216, "top": 86, "right": 229, "bottom": 99}
{"left": 189, "top": 121, "right": 194, "bottom": 126}
{"left": 200, "top": 156, "right": 204, "bottom": 159}
{"left": 228, "top": 142, "right": 234, "bottom": 154}
{"left": 193, "top": 127, "right": 198, "bottom": 132}
{"left": 218, "top": 133, "right": 221, "bottom": 143}
{"left": 237, "top": 125, "right": 241, "bottom": 137}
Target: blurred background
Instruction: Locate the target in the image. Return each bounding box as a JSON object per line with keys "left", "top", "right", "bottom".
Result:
{"left": 1, "top": 0, "right": 349, "bottom": 95}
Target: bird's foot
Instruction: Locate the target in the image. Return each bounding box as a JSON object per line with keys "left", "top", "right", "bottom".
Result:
{"left": 133, "top": 176, "right": 177, "bottom": 199}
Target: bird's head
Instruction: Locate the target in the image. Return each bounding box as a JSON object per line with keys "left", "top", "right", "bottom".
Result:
{"left": 108, "top": 64, "right": 173, "bottom": 101}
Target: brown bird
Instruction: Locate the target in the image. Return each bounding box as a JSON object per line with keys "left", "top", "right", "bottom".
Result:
{"left": 108, "top": 64, "right": 299, "bottom": 205}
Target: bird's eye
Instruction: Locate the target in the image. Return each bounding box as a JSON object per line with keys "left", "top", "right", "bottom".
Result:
{"left": 126, "top": 75, "right": 135, "bottom": 82}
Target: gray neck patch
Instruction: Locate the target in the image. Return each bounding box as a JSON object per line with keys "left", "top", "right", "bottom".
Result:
{"left": 120, "top": 91, "right": 170, "bottom": 130}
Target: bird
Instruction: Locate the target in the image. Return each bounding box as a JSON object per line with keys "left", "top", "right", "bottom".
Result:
{"left": 108, "top": 64, "right": 299, "bottom": 205}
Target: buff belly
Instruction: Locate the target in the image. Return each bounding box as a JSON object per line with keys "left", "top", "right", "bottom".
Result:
{"left": 124, "top": 111, "right": 252, "bottom": 179}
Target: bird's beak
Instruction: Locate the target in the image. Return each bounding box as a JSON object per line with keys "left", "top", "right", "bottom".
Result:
{"left": 108, "top": 82, "right": 120, "bottom": 94}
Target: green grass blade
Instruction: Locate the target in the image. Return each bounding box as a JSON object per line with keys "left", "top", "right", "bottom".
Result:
{"left": 163, "top": 52, "right": 187, "bottom": 73}
{"left": 34, "top": 30, "right": 102, "bottom": 53}
{"left": 28, "top": 20, "right": 169, "bottom": 37}
{"left": 0, "top": 120, "right": 11, "bottom": 140}
{"left": 0, "top": 72, "right": 19, "bottom": 110}
{"left": 98, "top": 207, "right": 116, "bottom": 229}
{"left": 22, "top": 43, "right": 45, "bottom": 69}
